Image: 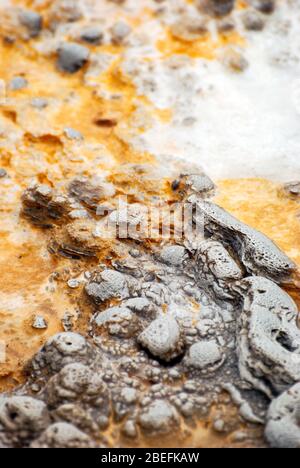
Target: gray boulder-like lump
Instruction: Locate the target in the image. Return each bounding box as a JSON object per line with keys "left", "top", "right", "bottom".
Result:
{"left": 138, "top": 317, "right": 185, "bottom": 362}
{"left": 265, "top": 383, "right": 300, "bottom": 448}
{"left": 44, "top": 363, "right": 106, "bottom": 407}
{"left": 93, "top": 306, "right": 140, "bottom": 338}
{"left": 235, "top": 277, "right": 300, "bottom": 397}
{"left": 85, "top": 269, "right": 128, "bottom": 304}
{"left": 19, "top": 10, "right": 43, "bottom": 37}
{"left": 57, "top": 42, "right": 89, "bottom": 73}
{"left": 30, "top": 422, "right": 95, "bottom": 448}
{"left": 159, "top": 245, "right": 188, "bottom": 267}
{"left": 138, "top": 400, "right": 180, "bottom": 435}
{"left": 0, "top": 397, "right": 50, "bottom": 446}
{"left": 29, "top": 332, "right": 94, "bottom": 375}
{"left": 184, "top": 340, "right": 225, "bottom": 371}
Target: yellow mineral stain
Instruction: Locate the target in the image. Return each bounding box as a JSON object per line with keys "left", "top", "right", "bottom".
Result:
{"left": 237, "top": 0, "right": 249, "bottom": 9}
{"left": 0, "top": 229, "right": 75, "bottom": 392}
{"left": 157, "top": 29, "right": 245, "bottom": 59}
{"left": 0, "top": 38, "right": 166, "bottom": 168}
{"left": 0, "top": 21, "right": 163, "bottom": 391}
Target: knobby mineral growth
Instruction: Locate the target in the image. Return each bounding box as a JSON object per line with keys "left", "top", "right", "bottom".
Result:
{"left": 0, "top": 164, "right": 299, "bottom": 449}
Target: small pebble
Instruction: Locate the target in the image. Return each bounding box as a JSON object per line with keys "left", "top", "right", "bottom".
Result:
{"left": 80, "top": 26, "right": 104, "bottom": 45}
{"left": 252, "top": 0, "right": 275, "bottom": 14}
{"left": 64, "top": 127, "right": 83, "bottom": 140}
{"left": 67, "top": 279, "right": 80, "bottom": 289}
{"left": 57, "top": 42, "right": 90, "bottom": 73}
{"left": 223, "top": 49, "right": 249, "bottom": 72}
{"left": 242, "top": 11, "right": 265, "bottom": 31}
{"left": 32, "top": 315, "right": 48, "bottom": 330}
{"left": 232, "top": 431, "right": 248, "bottom": 442}
{"left": 19, "top": 10, "right": 43, "bottom": 37}
{"left": 122, "top": 420, "right": 137, "bottom": 439}
{"left": 284, "top": 181, "right": 300, "bottom": 197}
{"left": 31, "top": 384, "right": 41, "bottom": 393}
{"left": 213, "top": 419, "right": 226, "bottom": 433}
{"left": 62, "top": 313, "right": 74, "bottom": 332}
{"left": 31, "top": 98, "right": 48, "bottom": 109}
{"left": 9, "top": 77, "right": 28, "bottom": 90}
{"left": 0, "top": 169, "right": 7, "bottom": 178}
{"left": 111, "top": 22, "right": 131, "bottom": 44}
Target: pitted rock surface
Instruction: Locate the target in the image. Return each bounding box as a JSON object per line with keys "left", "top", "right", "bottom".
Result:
{"left": 85, "top": 269, "right": 129, "bottom": 305}
{"left": 93, "top": 306, "right": 141, "bottom": 338}
{"left": 138, "top": 317, "right": 185, "bottom": 362}
{"left": 184, "top": 340, "right": 225, "bottom": 371}
{"left": 265, "top": 383, "right": 300, "bottom": 448}
{"left": 138, "top": 400, "right": 180, "bottom": 435}
{"left": 30, "top": 423, "right": 96, "bottom": 449}
{"left": 6, "top": 163, "right": 300, "bottom": 448}
{"left": 0, "top": 0, "right": 298, "bottom": 450}
{"left": 235, "top": 277, "right": 300, "bottom": 398}
{"left": 192, "top": 199, "right": 296, "bottom": 282}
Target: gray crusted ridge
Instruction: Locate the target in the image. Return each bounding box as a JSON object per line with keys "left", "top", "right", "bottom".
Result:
{"left": 265, "top": 383, "right": 300, "bottom": 448}
{"left": 196, "top": 240, "right": 243, "bottom": 300}
{"left": 235, "top": 277, "right": 300, "bottom": 398}
{"left": 192, "top": 199, "right": 296, "bottom": 282}
{"left": 13, "top": 165, "right": 300, "bottom": 448}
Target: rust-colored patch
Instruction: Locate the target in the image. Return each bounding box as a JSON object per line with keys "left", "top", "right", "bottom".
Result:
{"left": 157, "top": 29, "right": 245, "bottom": 59}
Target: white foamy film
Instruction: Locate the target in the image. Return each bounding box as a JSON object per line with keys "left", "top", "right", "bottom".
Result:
{"left": 292, "top": 78, "right": 300, "bottom": 116}
{"left": 0, "top": 341, "right": 6, "bottom": 364}
{"left": 95, "top": 197, "right": 205, "bottom": 240}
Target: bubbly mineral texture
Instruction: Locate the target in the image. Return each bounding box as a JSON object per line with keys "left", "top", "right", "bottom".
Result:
{"left": 30, "top": 423, "right": 96, "bottom": 449}
{"left": 184, "top": 340, "right": 225, "bottom": 371}
{"left": 138, "top": 400, "right": 180, "bottom": 435}
{"left": 11, "top": 163, "right": 299, "bottom": 448}
{"left": 195, "top": 240, "right": 243, "bottom": 300}
{"left": 192, "top": 199, "right": 296, "bottom": 282}
{"left": 27, "top": 332, "right": 97, "bottom": 376}
{"left": 265, "top": 383, "right": 300, "bottom": 449}
{"left": 0, "top": 397, "right": 50, "bottom": 447}
{"left": 235, "top": 277, "right": 300, "bottom": 398}
{"left": 85, "top": 269, "right": 129, "bottom": 304}
{"left": 93, "top": 306, "right": 141, "bottom": 338}
{"left": 159, "top": 245, "right": 188, "bottom": 267}
{"left": 138, "top": 317, "right": 185, "bottom": 362}
{"left": 10, "top": 154, "right": 299, "bottom": 449}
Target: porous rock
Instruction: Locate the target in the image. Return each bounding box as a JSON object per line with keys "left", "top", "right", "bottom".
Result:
{"left": 138, "top": 317, "right": 185, "bottom": 362}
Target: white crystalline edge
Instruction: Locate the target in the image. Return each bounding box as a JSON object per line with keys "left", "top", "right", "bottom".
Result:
{"left": 123, "top": 0, "right": 300, "bottom": 182}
